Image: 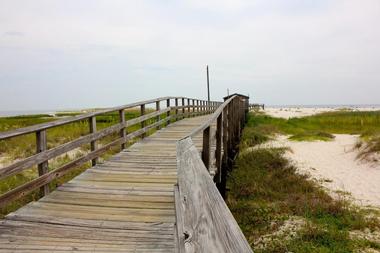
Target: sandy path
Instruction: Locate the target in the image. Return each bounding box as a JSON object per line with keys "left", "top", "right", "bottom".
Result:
{"left": 260, "top": 134, "right": 380, "bottom": 207}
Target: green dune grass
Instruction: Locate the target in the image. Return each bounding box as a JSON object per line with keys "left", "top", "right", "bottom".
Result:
{"left": 0, "top": 108, "right": 161, "bottom": 217}
{"left": 228, "top": 112, "right": 380, "bottom": 252}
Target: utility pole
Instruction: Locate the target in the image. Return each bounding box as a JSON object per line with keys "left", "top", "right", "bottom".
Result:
{"left": 207, "top": 65, "right": 210, "bottom": 102}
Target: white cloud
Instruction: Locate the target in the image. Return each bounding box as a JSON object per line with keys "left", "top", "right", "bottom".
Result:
{"left": 0, "top": 0, "right": 379, "bottom": 110}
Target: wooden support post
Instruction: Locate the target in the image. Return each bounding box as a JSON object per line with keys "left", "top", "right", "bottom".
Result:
{"left": 237, "top": 100, "right": 240, "bottom": 134}
{"left": 214, "top": 114, "right": 222, "bottom": 186}
{"left": 119, "top": 109, "right": 126, "bottom": 150}
{"left": 166, "top": 99, "right": 170, "bottom": 126}
{"left": 197, "top": 100, "right": 200, "bottom": 115}
{"left": 227, "top": 102, "right": 233, "bottom": 153}
{"left": 202, "top": 126, "right": 211, "bottom": 171}
{"left": 234, "top": 99, "right": 238, "bottom": 143}
{"left": 222, "top": 107, "right": 228, "bottom": 164}
{"left": 140, "top": 104, "right": 146, "bottom": 138}
{"left": 192, "top": 99, "right": 195, "bottom": 117}
{"left": 182, "top": 98, "right": 185, "bottom": 119}
{"left": 36, "top": 130, "right": 49, "bottom": 196}
{"left": 220, "top": 107, "right": 229, "bottom": 198}
{"left": 175, "top": 98, "right": 179, "bottom": 121}
{"left": 89, "top": 116, "right": 98, "bottom": 166}
{"left": 156, "top": 101, "right": 161, "bottom": 130}
{"left": 187, "top": 98, "right": 191, "bottom": 116}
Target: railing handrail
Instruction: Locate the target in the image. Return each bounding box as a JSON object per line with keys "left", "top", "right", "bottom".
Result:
{"left": 175, "top": 94, "right": 253, "bottom": 252}
{"left": 185, "top": 95, "right": 236, "bottom": 139}
{"left": 0, "top": 96, "right": 220, "bottom": 140}
{"left": 0, "top": 96, "right": 221, "bottom": 208}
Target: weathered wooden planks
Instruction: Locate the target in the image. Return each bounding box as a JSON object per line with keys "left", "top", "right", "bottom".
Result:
{"left": 174, "top": 95, "right": 252, "bottom": 252}
{"left": 176, "top": 138, "right": 253, "bottom": 253}
{"left": 0, "top": 115, "right": 213, "bottom": 252}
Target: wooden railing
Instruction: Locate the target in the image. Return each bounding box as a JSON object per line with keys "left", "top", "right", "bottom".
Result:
{"left": 0, "top": 96, "right": 222, "bottom": 207}
{"left": 249, "top": 103, "right": 265, "bottom": 110}
{"left": 175, "top": 94, "right": 253, "bottom": 252}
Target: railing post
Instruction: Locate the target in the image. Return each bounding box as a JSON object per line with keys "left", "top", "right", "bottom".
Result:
{"left": 220, "top": 107, "right": 229, "bottom": 198}
{"left": 214, "top": 114, "right": 222, "bottom": 187}
{"left": 236, "top": 99, "right": 240, "bottom": 141}
{"left": 227, "top": 102, "right": 233, "bottom": 154}
{"left": 89, "top": 116, "right": 98, "bottom": 166}
{"left": 192, "top": 99, "right": 195, "bottom": 117}
{"left": 182, "top": 98, "right": 185, "bottom": 119}
{"left": 36, "top": 130, "right": 49, "bottom": 196}
{"left": 166, "top": 99, "right": 170, "bottom": 126}
{"left": 140, "top": 104, "right": 146, "bottom": 138}
{"left": 197, "top": 100, "right": 199, "bottom": 115}
{"left": 202, "top": 126, "right": 211, "bottom": 171}
{"left": 175, "top": 98, "right": 179, "bottom": 121}
{"left": 119, "top": 109, "right": 126, "bottom": 150}
{"left": 156, "top": 101, "right": 161, "bottom": 130}
{"left": 187, "top": 98, "right": 191, "bottom": 117}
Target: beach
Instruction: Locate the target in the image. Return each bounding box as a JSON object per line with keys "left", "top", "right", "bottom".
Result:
{"left": 260, "top": 106, "right": 380, "bottom": 207}
{"left": 265, "top": 106, "right": 380, "bottom": 119}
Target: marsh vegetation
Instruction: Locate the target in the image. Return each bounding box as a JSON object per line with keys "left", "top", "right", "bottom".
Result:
{"left": 228, "top": 111, "right": 380, "bottom": 252}
{"left": 0, "top": 108, "right": 160, "bottom": 217}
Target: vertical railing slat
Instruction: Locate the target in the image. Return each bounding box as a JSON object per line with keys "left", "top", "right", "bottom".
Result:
{"left": 192, "top": 99, "right": 195, "bottom": 117}
{"left": 119, "top": 109, "right": 126, "bottom": 150}
{"left": 187, "top": 98, "right": 190, "bottom": 117}
{"left": 182, "top": 98, "right": 185, "bottom": 119}
{"left": 156, "top": 101, "right": 161, "bottom": 130}
{"left": 36, "top": 130, "right": 49, "bottom": 196}
{"left": 175, "top": 98, "right": 179, "bottom": 121}
{"left": 89, "top": 116, "right": 98, "bottom": 166}
{"left": 166, "top": 99, "right": 171, "bottom": 126}
{"left": 214, "top": 113, "right": 222, "bottom": 186}
{"left": 140, "top": 104, "right": 146, "bottom": 138}
{"left": 202, "top": 126, "right": 211, "bottom": 171}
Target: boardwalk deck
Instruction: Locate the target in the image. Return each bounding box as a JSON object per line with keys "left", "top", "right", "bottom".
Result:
{"left": 0, "top": 115, "right": 212, "bottom": 252}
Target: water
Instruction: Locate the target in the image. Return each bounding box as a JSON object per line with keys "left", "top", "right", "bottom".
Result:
{"left": 0, "top": 110, "right": 58, "bottom": 117}
{"left": 2, "top": 105, "right": 380, "bottom": 117}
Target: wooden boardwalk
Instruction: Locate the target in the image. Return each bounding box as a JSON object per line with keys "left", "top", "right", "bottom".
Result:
{"left": 0, "top": 116, "right": 211, "bottom": 252}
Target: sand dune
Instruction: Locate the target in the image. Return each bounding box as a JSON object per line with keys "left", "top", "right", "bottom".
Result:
{"left": 265, "top": 106, "right": 380, "bottom": 119}
{"left": 262, "top": 134, "right": 380, "bottom": 207}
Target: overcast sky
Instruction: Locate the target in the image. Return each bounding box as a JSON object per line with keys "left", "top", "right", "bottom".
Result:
{"left": 0, "top": 0, "right": 379, "bottom": 110}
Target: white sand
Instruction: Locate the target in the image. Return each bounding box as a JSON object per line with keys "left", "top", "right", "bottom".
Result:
{"left": 264, "top": 107, "right": 380, "bottom": 119}
{"left": 261, "top": 135, "right": 380, "bottom": 207}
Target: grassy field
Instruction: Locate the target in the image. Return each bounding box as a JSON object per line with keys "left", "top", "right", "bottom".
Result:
{"left": 0, "top": 108, "right": 164, "bottom": 217}
{"left": 241, "top": 110, "right": 380, "bottom": 156}
{"left": 228, "top": 111, "right": 380, "bottom": 252}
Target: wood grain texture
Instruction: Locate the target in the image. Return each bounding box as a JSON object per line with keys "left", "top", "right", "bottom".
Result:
{"left": 0, "top": 115, "right": 215, "bottom": 252}
{"left": 36, "top": 130, "right": 49, "bottom": 196}
{"left": 0, "top": 108, "right": 171, "bottom": 180}
{"left": 176, "top": 138, "right": 252, "bottom": 253}
{"left": 0, "top": 95, "right": 251, "bottom": 252}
